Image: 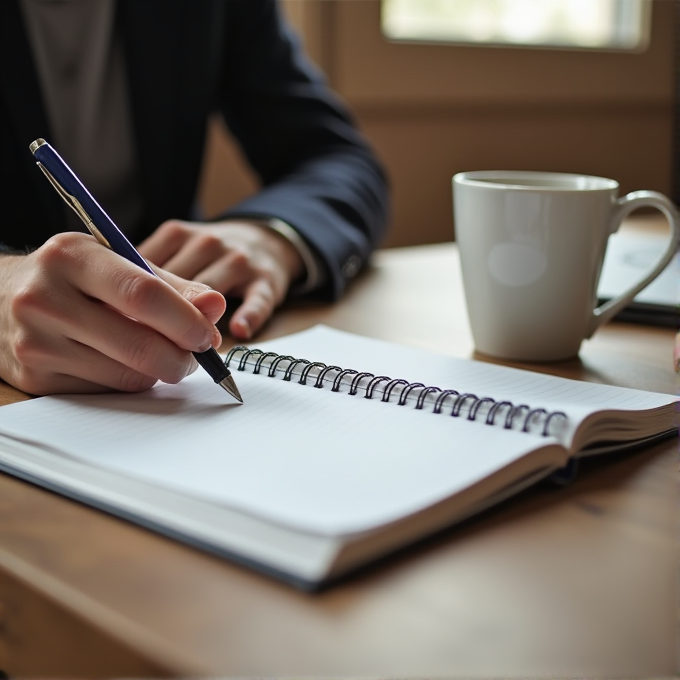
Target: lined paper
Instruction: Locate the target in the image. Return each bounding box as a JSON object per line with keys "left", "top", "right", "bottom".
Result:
{"left": 0, "top": 326, "right": 672, "bottom": 536}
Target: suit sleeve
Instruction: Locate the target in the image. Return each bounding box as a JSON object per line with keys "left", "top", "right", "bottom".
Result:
{"left": 215, "top": 0, "right": 390, "bottom": 299}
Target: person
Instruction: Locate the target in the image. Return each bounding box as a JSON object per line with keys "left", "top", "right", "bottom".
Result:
{"left": 0, "top": 0, "right": 389, "bottom": 395}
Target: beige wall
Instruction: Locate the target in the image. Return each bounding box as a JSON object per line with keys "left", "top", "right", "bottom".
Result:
{"left": 199, "top": 0, "right": 675, "bottom": 248}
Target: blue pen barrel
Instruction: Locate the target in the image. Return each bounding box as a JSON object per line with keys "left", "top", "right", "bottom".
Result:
{"left": 31, "top": 139, "right": 155, "bottom": 276}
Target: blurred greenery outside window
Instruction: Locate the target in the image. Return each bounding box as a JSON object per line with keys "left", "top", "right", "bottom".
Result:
{"left": 381, "top": 0, "right": 651, "bottom": 51}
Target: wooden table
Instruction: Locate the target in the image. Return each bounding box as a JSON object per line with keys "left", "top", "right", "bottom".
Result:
{"left": 0, "top": 220, "right": 676, "bottom": 676}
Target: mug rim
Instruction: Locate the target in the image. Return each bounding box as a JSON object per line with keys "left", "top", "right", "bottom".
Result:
{"left": 453, "top": 170, "right": 619, "bottom": 192}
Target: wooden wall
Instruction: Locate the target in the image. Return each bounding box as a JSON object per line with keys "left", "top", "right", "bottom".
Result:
{"left": 199, "top": 0, "right": 675, "bottom": 248}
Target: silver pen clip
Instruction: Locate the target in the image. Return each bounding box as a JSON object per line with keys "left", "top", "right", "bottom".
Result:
{"left": 36, "top": 162, "right": 112, "bottom": 250}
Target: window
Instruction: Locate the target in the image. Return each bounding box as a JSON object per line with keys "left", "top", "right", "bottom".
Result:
{"left": 381, "top": 0, "right": 651, "bottom": 51}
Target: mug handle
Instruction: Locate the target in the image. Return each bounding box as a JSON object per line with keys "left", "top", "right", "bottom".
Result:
{"left": 587, "top": 190, "right": 679, "bottom": 337}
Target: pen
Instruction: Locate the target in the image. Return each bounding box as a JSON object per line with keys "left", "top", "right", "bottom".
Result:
{"left": 29, "top": 138, "right": 243, "bottom": 402}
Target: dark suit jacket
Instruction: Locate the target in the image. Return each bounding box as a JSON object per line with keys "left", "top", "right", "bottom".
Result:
{"left": 0, "top": 0, "right": 389, "bottom": 298}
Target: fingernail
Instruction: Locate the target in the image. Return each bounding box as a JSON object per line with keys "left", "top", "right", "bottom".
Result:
{"left": 234, "top": 317, "right": 251, "bottom": 340}
{"left": 212, "top": 328, "right": 222, "bottom": 347}
{"left": 185, "top": 284, "right": 215, "bottom": 301}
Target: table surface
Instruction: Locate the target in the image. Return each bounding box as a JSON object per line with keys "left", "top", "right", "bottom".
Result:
{"left": 0, "top": 217, "right": 676, "bottom": 677}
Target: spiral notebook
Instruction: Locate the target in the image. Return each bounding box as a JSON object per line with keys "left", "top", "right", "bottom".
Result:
{"left": 0, "top": 326, "right": 674, "bottom": 589}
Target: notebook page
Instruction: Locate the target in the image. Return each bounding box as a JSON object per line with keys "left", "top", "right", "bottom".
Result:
{"left": 0, "top": 356, "right": 565, "bottom": 536}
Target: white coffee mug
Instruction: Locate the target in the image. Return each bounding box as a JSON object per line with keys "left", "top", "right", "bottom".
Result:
{"left": 453, "top": 170, "right": 679, "bottom": 361}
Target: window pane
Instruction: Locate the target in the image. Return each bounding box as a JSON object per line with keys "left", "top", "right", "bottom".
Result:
{"left": 381, "top": 0, "right": 650, "bottom": 50}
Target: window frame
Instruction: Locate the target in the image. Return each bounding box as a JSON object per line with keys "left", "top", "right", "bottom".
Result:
{"left": 379, "top": 0, "right": 652, "bottom": 53}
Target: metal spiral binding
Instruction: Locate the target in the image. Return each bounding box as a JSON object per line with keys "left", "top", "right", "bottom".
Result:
{"left": 224, "top": 346, "right": 567, "bottom": 436}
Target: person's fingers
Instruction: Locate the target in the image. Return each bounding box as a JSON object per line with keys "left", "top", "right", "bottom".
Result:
{"left": 20, "top": 341, "right": 168, "bottom": 395}
{"left": 106, "top": 222, "right": 296, "bottom": 349}
{"left": 188, "top": 247, "right": 290, "bottom": 308}
{"left": 228, "top": 278, "right": 278, "bottom": 340}
{"left": 154, "top": 266, "right": 226, "bottom": 328}
{"left": 137, "top": 220, "right": 191, "bottom": 266}
{"left": 189, "top": 250, "right": 253, "bottom": 296}
{"left": 61, "top": 299, "right": 199, "bottom": 384}
{"left": 68, "top": 253, "right": 217, "bottom": 353}
{"left": 160, "top": 231, "right": 228, "bottom": 280}
{"left": 12, "top": 277, "right": 198, "bottom": 387}
{"left": 184, "top": 290, "right": 226, "bottom": 331}
{"left": 1, "top": 233, "right": 213, "bottom": 395}
{"left": 6, "top": 310, "right": 189, "bottom": 395}
{"left": 192, "top": 250, "right": 289, "bottom": 341}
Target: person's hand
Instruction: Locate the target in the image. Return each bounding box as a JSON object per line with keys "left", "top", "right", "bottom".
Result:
{"left": 0, "top": 232, "right": 225, "bottom": 395}
{"left": 137, "top": 219, "right": 304, "bottom": 340}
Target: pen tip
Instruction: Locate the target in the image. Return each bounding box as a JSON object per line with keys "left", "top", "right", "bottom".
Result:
{"left": 219, "top": 374, "right": 243, "bottom": 403}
